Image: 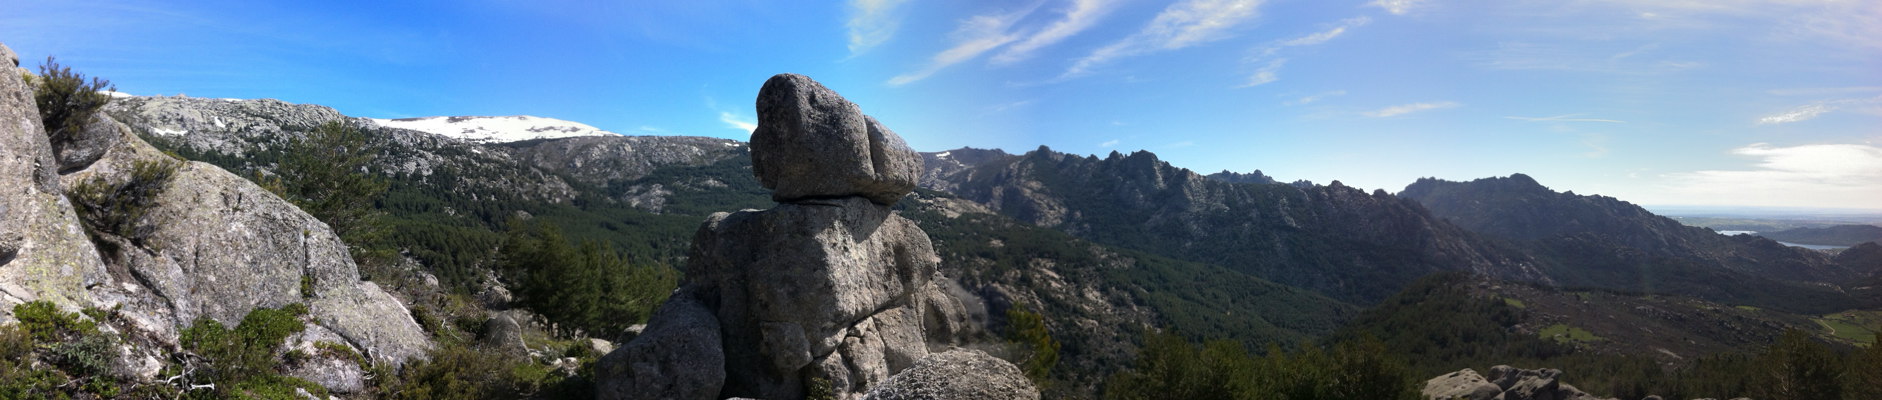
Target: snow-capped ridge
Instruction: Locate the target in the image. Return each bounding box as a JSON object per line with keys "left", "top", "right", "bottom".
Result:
{"left": 371, "top": 115, "right": 616, "bottom": 144}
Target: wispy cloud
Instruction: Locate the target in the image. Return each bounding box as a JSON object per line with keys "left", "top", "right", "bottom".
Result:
{"left": 846, "top": 0, "right": 910, "bottom": 56}
{"left": 1506, "top": 114, "right": 1626, "bottom": 123}
{"left": 1241, "top": 58, "right": 1285, "bottom": 87}
{"left": 1241, "top": 17, "right": 1368, "bottom": 87}
{"left": 719, "top": 111, "right": 756, "bottom": 134}
{"left": 1586, "top": 1, "right": 1882, "bottom": 51}
{"left": 1167, "top": 140, "right": 1197, "bottom": 148}
{"left": 1364, "top": 101, "right": 1459, "bottom": 117}
{"left": 1663, "top": 143, "right": 1882, "bottom": 209}
{"left": 986, "top": 99, "right": 1037, "bottom": 113}
{"left": 1368, "top": 0, "right": 1429, "bottom": 15}
{"left": 1100, "top": 139, "right": 1120, "bottom": 147}
{"left": 1580, "top": 133, "right": 1610, "bottom": 158}
{"left": 991, "top": 0, "right": 1120, "bottom": 65}
{"left": 889, "top": 8, "right": 1033, "bottom": 86}
{"left": 1278, "top": 17, "right": 1369, "bottom": 47}
{"left": 1061, "top": 0, "right": 1266, "bottom": 79}
{"left": 1757, "top": 104, "right": 1832, "bottom": 124}
{"left": 1286, "top": 90, "right": 1347, "bottom": 105}
{"left": 636, "top": 125, "right": 668, "bottom": 133}
{"left": 1468, "top": 42, "right": 1703, "bottom": 74}
{"left": 1767, "top": 86, "right": 1882, "bottom": 96}
{"left": 1756, "top": 96, "right": 1882, "bottom": 124}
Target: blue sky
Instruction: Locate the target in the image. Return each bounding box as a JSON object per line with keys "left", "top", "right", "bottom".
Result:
{"left": 4, "top": 0, "right": 1879, "bottom": 209}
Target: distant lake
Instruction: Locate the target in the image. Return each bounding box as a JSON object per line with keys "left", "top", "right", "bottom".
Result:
{"left": 1711, "top": 230, "right": 1845, "bottom": 250}
{"left": 1778, "top": 242, "right": 1846, "bottom": 251}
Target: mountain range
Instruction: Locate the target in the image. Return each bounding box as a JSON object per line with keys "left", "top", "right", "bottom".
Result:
{"left": 12, "top": 87, "right": 1877, "bottom": 397}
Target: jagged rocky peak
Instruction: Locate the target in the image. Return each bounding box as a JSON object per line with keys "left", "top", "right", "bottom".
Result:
{"left": 752, "top": 73, "right": 921, "bottom": 205}
{"left": 597, "top": 73, "right": 1034, "bottom": 400}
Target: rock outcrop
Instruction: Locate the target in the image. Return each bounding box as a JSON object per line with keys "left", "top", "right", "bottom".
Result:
{"left": 1425, "top": 365, "right": 1618, "bottom": 400}
{"left": 861, "top": 349, "right": 1039, "bottom": 400}
{"left": 1422, "top": 368, "right": 1503, "bottom": 400}
{"left": 751, "top": 74, "right": 919, "bottom": 206}
{"left": 598, "top": 74, "right": 1024, "bottom": 400}
{"left": 0, "top": 41, "right": 108, "bottom": 312}
{"left": 1, "top": 38, "right": 430, "bottom": 389}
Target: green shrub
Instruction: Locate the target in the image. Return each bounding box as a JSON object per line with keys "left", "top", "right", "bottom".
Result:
{"left": 0, "top": 325, "right": 63, "bottom": 398}
{"left": 806, "top": 376, "right": 837, "bottom": 400}
{"left": 499, "top": 220, "right": 678, "bottom": 337}
{"left": 271, "top": 121, "right": 390, "bottom": 264}
{"left": 71, "top": 159, "right": 180, "bottom": 242}
{"left": 1848, "top": 330, "right": 1882, "bottom": 400}
{"left": 5, "top": 302, "right": 129, "bottom": 398}
{"left": 12, "top": 300, "right": 99, "bottom": 342}
{"left": 300, "top": 275, "right": 316, "bottom": 299}
{"left": 380, "top": 343, "right": 523, "bottom": 400}
{"left": 1750, "top": 329, "right": 1843, "bottom": 400}
{"left": 178, "top": 304, "right": 310, "bottom": 388}
{"left": 1104, "top": 330, "right": 1419, "bottom": 400}
{"left": 314, "top": 341, "right": 369, "bottom": 370}
{"left": 228, "top": 374, "right": 329, "bottom": 400}
{"left": 1005, "top": 305, "right": 1060, "bottom": 387}
{"left": 33, "top": 56, "right": 114, "bottom": 143}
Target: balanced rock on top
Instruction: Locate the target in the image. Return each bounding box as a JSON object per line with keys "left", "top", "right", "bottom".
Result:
{"left": 597, "top": 74, "right": 1025, "bottom": 400}
{"left": 751, "top": 73, "right": 920, "bottom": 206}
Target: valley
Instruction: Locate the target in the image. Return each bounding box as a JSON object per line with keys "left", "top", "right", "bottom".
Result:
{"left": 3, "top": 41, "right": 1879, "bottom": 399}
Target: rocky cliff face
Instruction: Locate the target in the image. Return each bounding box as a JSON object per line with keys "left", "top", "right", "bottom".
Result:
{"left": 1, "top": 42, "right": 428, "bottom": 389}
{"left": 920, "top": 147, "right": 1543, "bottom": 303}
{"left": 0, "top": 42, "right": 106, "bottom": 313}
{"left": 597, "top": 74, "right": 1034, "bottom": 400}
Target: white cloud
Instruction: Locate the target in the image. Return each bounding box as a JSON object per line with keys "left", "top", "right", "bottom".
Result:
{"left": 1505, "top": 114, "right": 1626, "bottom": 123}
{"left": 1757, "top": 104, "right": 1831, "bottom": 124}
{"left": 846, "top": 0, "right": 910, "bottom": 56}
{"left": 636, "top": 125, "right": 667, "bottom": 133}
{"left": 1756, "top": 96, "right": 1882, "bottom": 124}
{"left": 1662, "top": 143, "right": 1882, "bottom": 209}
{"left": 1368, "top": 0, "right": 1428, "bottom": 15}
{"left": 1240, "top": 58, "right": 1285, "bottom": 87}
{"left": 1286, "top": 90, "right": 1347, "bottom": 105}
{"left": 1767, "top": 86, "right": 1882, "bottom": 96}
{"left": 1100, "top": 139, "right": 1120, "bottom": 147}
{"left": 1239, "top": 17, "right": 1368, "bottom": 88}
{"left": 1061, "top": 0, "right": 1266, "bottom": 79}
{"left": 992, "top": 0, "right": 1120, "bottom": 65}
{"left": 1363, "top": 101, "right": 1459, "bottom": 117}
{"left": 719, "top": 111, "right": 756, "bottom": 134}
{"left": 986, "top": 99, "right": 1037, "bottom": 113}
{"left": 889, "top": 10, "right": 1029, "bottom": 86}
{"left": 1279, "top": 17, "right": 1370, "bottom": 46}
{"left": 1577, "top": 0, "right": 1882, "bottom": 51}
{"left": 1468, "top": 42, "right": 1705, "bottom": 74}
{"left": 1580, "top": 133, "right": 1610, "bottom": 158}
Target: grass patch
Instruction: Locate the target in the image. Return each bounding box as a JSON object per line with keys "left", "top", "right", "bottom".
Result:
{"left": 1502, "top": 297, "right": 1527, "bottom": 309}
{"left": 1813, "top": 310, "right": 1882, "bottom": 346}
{"left": 1539, "top": 323, "right": 1604, "bottom": 345}
{"left": 1735, "top": 305, "right": 1762, "bottom": 312}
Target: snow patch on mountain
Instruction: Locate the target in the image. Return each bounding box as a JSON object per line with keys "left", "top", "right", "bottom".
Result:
{"left": 371, "top": 115, "right": 617, "bottom": 143}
